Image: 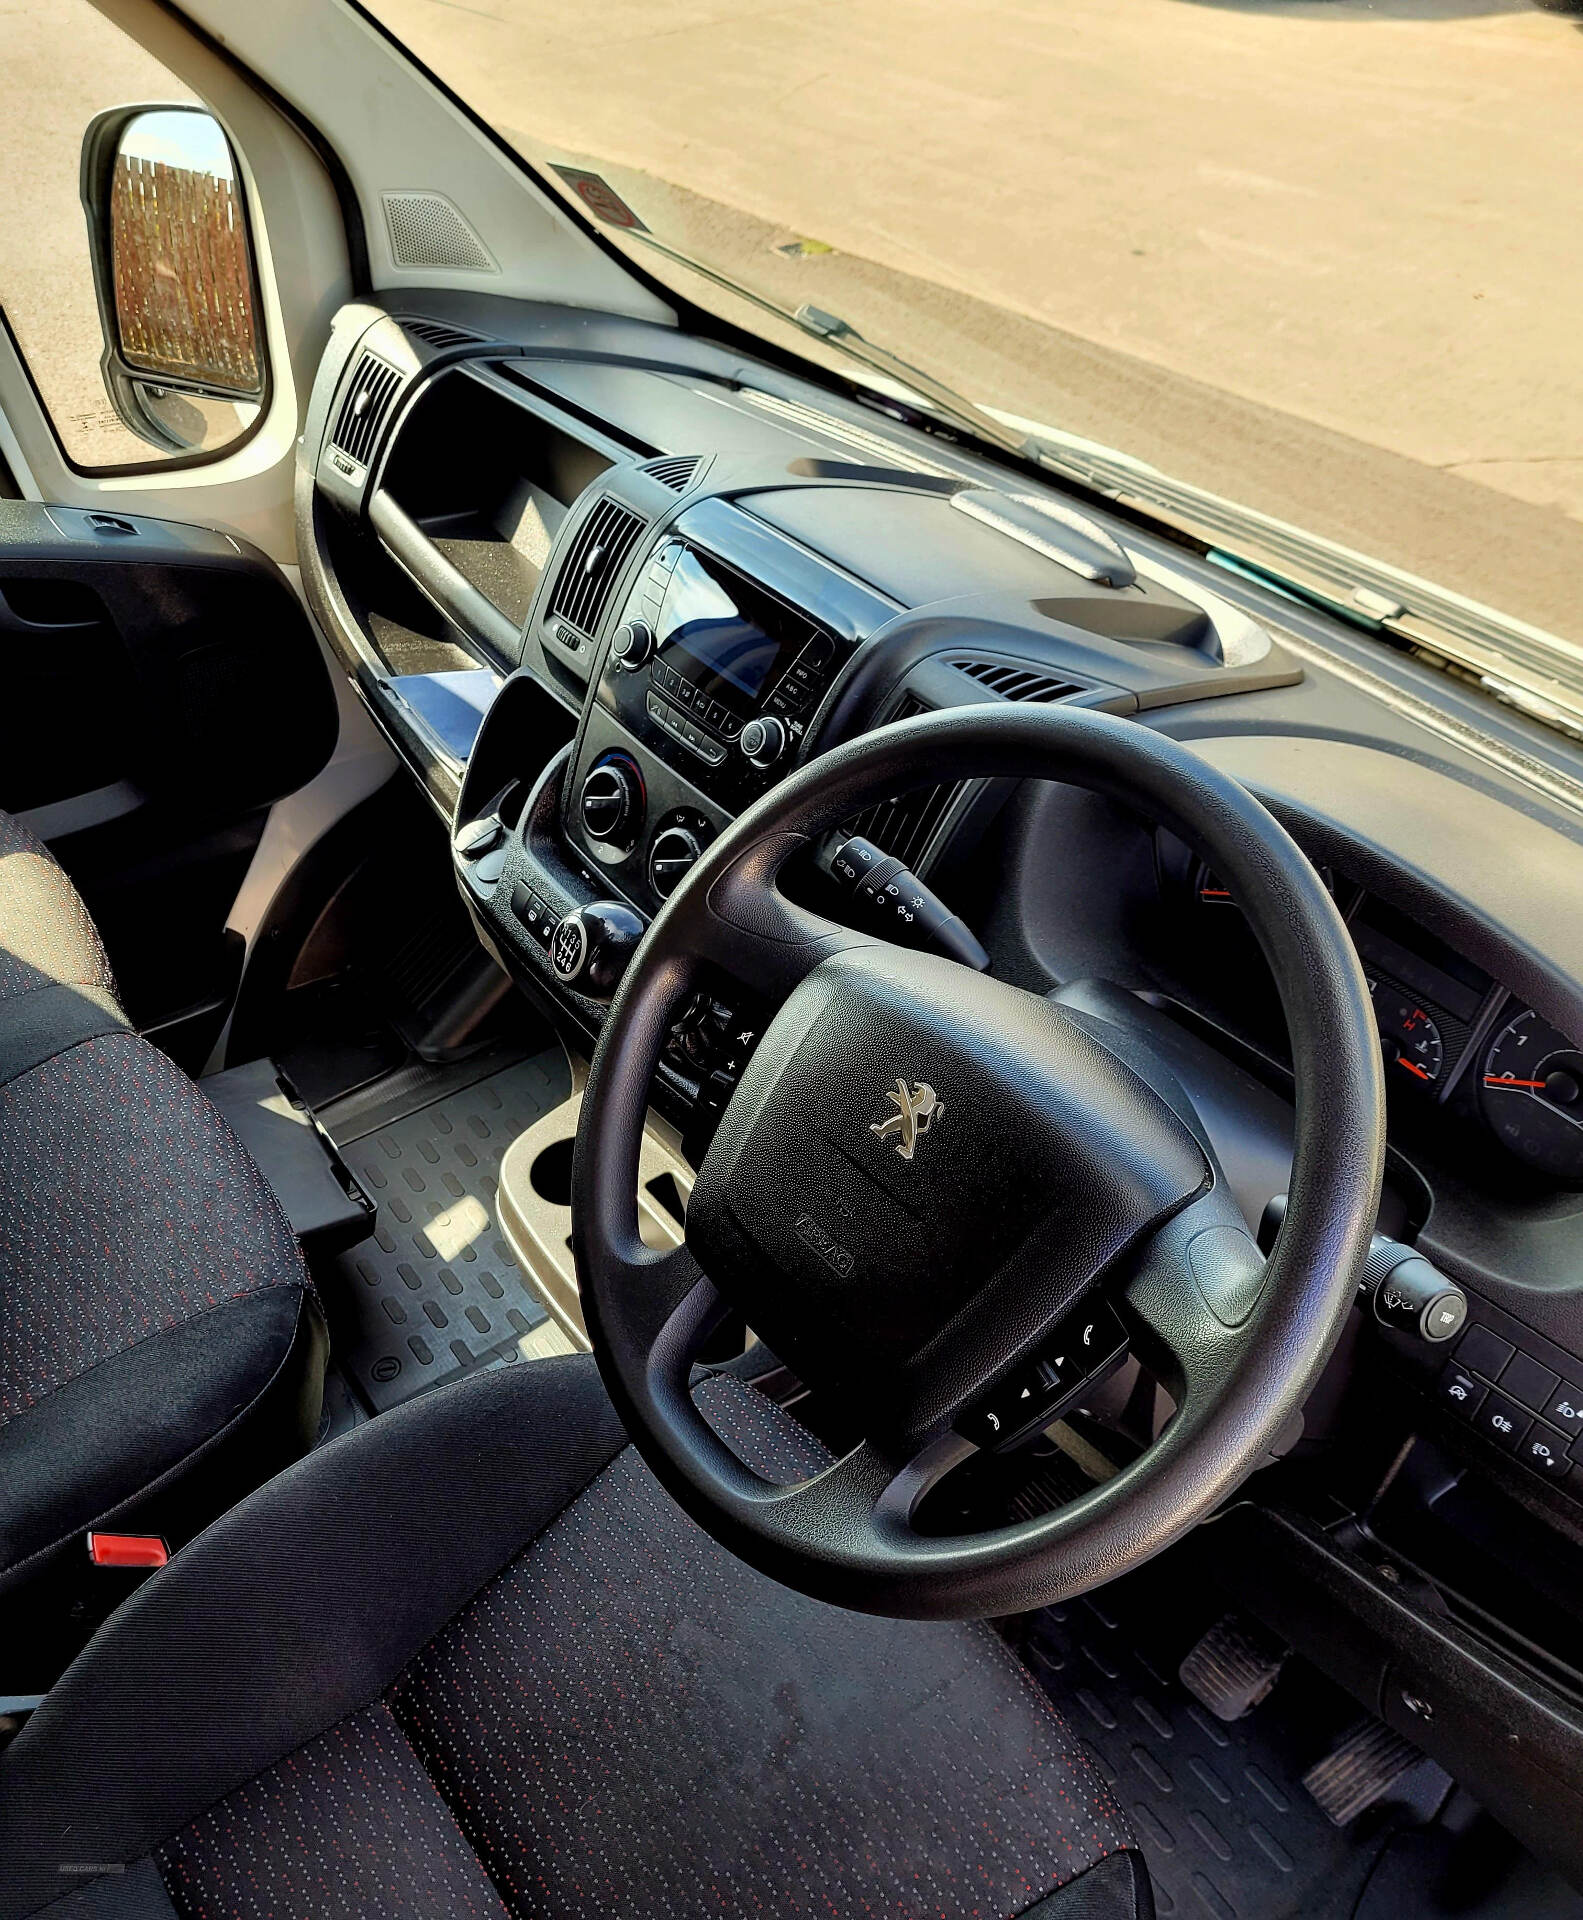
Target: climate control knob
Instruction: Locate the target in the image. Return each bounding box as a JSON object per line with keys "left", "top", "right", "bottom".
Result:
{"left": 610, "top": 619, "right": 655, "bottom": 671}
{"left": 579, "top": 757, "right": 642, "bottom": 844}
{"left": 739, "top": 715, "right": 788, "bottom": 768}
{"left": 648, "top": 825, "right": 703, "bottom": 900}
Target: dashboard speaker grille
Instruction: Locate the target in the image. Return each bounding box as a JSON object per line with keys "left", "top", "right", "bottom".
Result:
{"left": 330, "top": 352, "right": 404, "bottom": 469}
{"left": 547, "top": 496, "right": 647, "bottom": 639}
{"left": 953, "top": 657, "right": 1088, "bottom": 703}
{"left": 643, "top": 455, "right": 703, "bottom": 492}
{"left": 382, "top": 192, "right": 497, "bottom": 272}
{"left": 846, "top": 695, "right": 964, "bottom": 870}
{"left": 399, "top": 317, "right": 485, "bottom": 350}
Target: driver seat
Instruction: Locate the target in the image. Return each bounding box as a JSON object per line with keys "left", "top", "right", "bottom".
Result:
{"left": 0, "top": 1356, "right": 1151, "bottom": 1920}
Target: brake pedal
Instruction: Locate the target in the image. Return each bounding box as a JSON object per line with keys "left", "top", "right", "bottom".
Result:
{"left": 1302, "top": 1717, "right": 1423, "bottom": 1826}
{"left": 1178, "top": 1613, "right": 1287, "bottom": 1722}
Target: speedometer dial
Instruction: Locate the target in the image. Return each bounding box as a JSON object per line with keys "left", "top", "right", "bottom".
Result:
{"left": 1481, "top": 1008, "right": 1583, "bottom": 1183}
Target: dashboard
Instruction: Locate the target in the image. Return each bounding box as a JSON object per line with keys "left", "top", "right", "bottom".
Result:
{"left": 296, "top": 290, "right": 1583, "bottom": 1863}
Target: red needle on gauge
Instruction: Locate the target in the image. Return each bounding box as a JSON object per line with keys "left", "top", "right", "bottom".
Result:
{"left": 1485, "top": 1076, "right": 1547, "bottom": 1089}
{"left": 1396, "top": 1059, "right": 1432, "bottom": 1081}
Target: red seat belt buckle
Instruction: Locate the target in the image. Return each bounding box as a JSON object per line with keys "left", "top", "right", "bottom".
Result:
{"left": 86, "top": 1532, "right": 169, "bottom": 1570}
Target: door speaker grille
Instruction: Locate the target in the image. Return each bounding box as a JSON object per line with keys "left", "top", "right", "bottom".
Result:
{"left": 382, "top": 192, "right": 496, "bottom": 272}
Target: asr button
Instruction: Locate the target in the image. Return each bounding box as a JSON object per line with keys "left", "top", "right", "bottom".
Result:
{"left": 1436, "top": 1364, "right": 1486, "bottom": 1420}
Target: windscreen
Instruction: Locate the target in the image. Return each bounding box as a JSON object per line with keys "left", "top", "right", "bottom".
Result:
{"left": 358, "top": 0, "right": 1583, "bottom": 666}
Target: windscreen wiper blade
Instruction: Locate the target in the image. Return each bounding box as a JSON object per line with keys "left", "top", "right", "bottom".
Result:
{"left": 623, "top": 232, "right": 1037, "bottom": 459}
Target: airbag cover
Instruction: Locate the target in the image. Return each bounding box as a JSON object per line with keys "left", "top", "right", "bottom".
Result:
{"left": 687, "top": 946, "right": 1209, "bottom": 1435}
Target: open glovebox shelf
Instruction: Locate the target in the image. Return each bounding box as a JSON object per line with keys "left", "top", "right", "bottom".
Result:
{"left": 372, "top": 365, "right": 618, "bottom": 658}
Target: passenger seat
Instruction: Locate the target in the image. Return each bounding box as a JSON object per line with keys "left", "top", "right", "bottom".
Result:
{"left": 0, "top": 812, "right": 325, "bottom": 1611}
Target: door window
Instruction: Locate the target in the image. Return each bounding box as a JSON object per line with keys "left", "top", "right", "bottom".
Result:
{"left": 0, "top": 2, "right": 265, "bottom": 468}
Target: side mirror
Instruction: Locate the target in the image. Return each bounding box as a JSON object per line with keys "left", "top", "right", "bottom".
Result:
{"left": 80, "top": 105, "right": 265, "bottom": 457}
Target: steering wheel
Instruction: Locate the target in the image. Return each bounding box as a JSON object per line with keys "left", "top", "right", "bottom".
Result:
{"left": 571, "top": 704, "right": 1385, "bottom": 1619}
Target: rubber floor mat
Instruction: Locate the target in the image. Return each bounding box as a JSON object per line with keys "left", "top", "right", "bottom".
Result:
{"left": 1009, "top": 1569, "right": 1449, "bottom": 1920}
{"left": 321, "top": 1048, "right": 573, "bottom": 1412}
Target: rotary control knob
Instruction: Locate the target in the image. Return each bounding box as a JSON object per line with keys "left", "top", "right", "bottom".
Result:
{"left": 648, "top": 825, "right": 703, "bottom": 901}
{"left": 579, "top": 757, "right": 642, "bottom": 844}
{"left": 549, "top": 900, "right": 646, "bottom": 1001}
{"left": 610, "top": 619, "right": 655, "bottom": 671}
{"left": 739, "top": 715, "right": 788, "bottom": 769}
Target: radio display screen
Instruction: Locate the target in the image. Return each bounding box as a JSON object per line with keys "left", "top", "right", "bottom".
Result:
{"left": 658, "top": 550, "right": 782, "bottom": 701}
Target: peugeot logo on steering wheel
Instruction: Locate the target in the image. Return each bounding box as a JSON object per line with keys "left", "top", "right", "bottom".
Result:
{"left": 870, "top": 1079, "right": 944, "bottom": 1162}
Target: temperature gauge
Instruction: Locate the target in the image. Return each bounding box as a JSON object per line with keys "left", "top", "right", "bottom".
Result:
{"left": 1480, "top": 1007, "right": 1583, "bottom": 1182}
{"left": 1369, "top": 981, "right": 1444, "bottom": 1087}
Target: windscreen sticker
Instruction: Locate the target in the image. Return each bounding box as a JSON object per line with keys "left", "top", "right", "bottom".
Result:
{"left": 551, "top": 167, "right": 649, "bottom": 233}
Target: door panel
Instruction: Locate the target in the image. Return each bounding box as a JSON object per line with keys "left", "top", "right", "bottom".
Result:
{"left": 0, "top": 498, "right": 338, "bottom": 1062}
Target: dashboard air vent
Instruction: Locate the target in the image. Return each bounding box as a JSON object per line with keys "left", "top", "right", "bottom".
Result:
{"left": 846, "top": 695, "right": 963, "bottom": 870}
{"left": 399, "top": 318, "right": 484, "bottom": 350}
{"left": 330, "top": 352, "right": 404, "bottom": 469}
{"left": 643, "top": 455, "right": 703, "bottom": 492}
{"left": 547, "top": 496, "right": 647, "bottom": 639}
{"left": 953, "top": 658, "right": 1088, "bottom": 704}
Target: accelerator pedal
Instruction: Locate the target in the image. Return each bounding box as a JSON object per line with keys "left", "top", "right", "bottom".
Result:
{"left": 1177, "top": 1613, "right": 1287, "bottom": 1721}
{"left": 1302, "top": 1717, "right": 1424, "bottom": 1827}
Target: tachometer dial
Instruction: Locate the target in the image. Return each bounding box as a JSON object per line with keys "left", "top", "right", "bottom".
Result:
{"left": 1480, "top": 1008, "right": 1583, "bottom": 1182}
{"left": 1369, "top": 981, "right": 1444, "bottom": 1087}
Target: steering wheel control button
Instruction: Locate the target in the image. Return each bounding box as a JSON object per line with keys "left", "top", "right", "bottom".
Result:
{"left": 957, "top": 1300, "right": 1129, "bottom": 1452}
{"left": 1437, "top": 1365, "right": 1486, "bottom": 1421}
{"left": 1476, "top": 1394, "right": 1530, "bottom": 1451}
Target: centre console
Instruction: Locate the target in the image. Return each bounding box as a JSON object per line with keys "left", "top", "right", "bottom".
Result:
{"left": 561, "top": 496, "right": 892, "bottom": 917}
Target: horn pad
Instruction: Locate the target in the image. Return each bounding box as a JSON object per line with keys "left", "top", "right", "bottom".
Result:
{"left": 686, "top": 946, "right": 1209, "bottom": 1441}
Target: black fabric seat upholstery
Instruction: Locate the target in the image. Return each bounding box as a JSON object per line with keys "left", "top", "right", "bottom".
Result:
{"left": 0, "top": 811, "right": 324, "bottom": 1604}
{"left": 0, "top": 1356, "right": 1151, "bottom": 1920}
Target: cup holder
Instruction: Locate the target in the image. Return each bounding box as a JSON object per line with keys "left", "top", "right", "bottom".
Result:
{"left": 529, "top": 1136, "right": 575, "bottom": 1207}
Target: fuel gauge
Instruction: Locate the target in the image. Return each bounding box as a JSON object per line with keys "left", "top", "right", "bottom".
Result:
{"left": 1369, "top": 981, "right": 1444, "bottom": 1088}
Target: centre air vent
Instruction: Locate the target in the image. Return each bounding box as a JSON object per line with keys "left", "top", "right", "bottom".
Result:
{"left": 952, "top": 658, "right": 1089, "bottom": 704}
{"left": 547, "top": 497, "right": 647, "bottom": 642}
{"left": 329, "top": 352, "right": 404, "bottom": 470}
{"left": 845, "top": 694, "right": 964, "bottom": 870}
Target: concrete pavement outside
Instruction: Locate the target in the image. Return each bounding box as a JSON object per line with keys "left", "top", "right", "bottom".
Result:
{"left": 3, "top": 0, "right": 1582, "bottom": 651}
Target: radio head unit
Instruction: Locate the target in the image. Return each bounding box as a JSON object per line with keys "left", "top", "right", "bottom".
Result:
{"left": 599, "top": 536, "right": 850, "bottom": 802}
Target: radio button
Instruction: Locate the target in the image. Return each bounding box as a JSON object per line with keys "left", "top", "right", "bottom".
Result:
{"left": 740, "top": 716, "right": 789, "bottom": 768}
{"left": 610, "top": 620, "right": 655, "bottom": 671}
